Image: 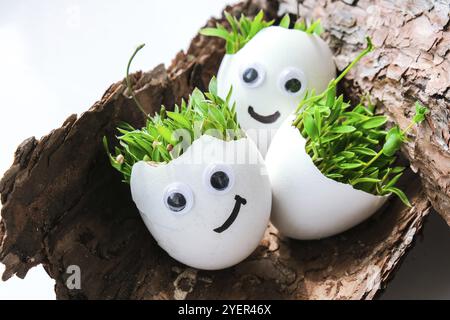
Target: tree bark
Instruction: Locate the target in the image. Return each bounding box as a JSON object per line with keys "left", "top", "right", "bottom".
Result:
{"left": 0, "top": 0, "right": 441, "bottom": 299}
{"left": 281, "top": 0, "right": 450, "bottom": 225}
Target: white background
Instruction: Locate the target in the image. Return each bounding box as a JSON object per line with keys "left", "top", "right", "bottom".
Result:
{"left": 0, "top": 0, "right": 449, "bottom": 300}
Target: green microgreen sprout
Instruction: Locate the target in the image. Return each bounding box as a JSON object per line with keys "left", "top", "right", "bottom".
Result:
{"left": 104, "top": 45, "right": 244, "bottom": 183}
{"left": 200, "top": 10, "right": 323, "bottom": 54}
{"left": 125, "top": 43, "right": 147, "bottom": 117}
{"left": 292, "top": 38, "right": 429, "bottom": 206}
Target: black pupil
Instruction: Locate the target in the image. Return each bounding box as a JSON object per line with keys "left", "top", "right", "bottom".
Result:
{"left": 243, "top": 68, "right": 258, "bottom": 83}
{"left": 210, "top": 171, "right": 230, "bottom": 190}
{"left": 167, "top": 192, "right": 186, "bottom": 212}
{"left": 285, "top": 78, "right": 302, "bottom": 93}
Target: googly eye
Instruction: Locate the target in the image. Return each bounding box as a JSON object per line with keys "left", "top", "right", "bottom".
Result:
{"left": 163, "top": 182, "right": 194, "bottom": 214}
{"left": 240, "top": 63, "right": 265, "bottom": 88}
{"left": 278, "top": 67, "right": 307, "bottom": 96}
{"left": 203, "top": 163, "right": 235, "bottom": 194}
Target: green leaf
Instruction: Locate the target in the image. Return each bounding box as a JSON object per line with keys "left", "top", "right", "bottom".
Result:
{"left": 361, "top": 136, "right": 379, "bottom": 145}
{"left": 166, "top": 112, "right": 191, "bottom": 129}
{"left": 279, "top": 14, "right": 290, "bottom": 28}
{"left": 391, "top": 166, "right": 405, "bottom": 174}
{"left": 199, "top": 28, "right": 230, "bottom": 40}
{"left": 208, "top": 76, "right": 218, "bottom": 96}
{"left": 294, "top": 20, "right": 306, "bottom": 31}
{"left": 351, "top": 177, "right": 382, "bottom": 184}
{"left": 303, "top": 112, "right": 319, "bottom": 139}
{"left": 321, "top": 134, "right": 342, "bottom": 143}
{"left": 306, "top": 19, "right": 323, "bottom": 35}
{"left": 343, "top": 111, "right": 369, "bottom": 122}
{"left": 253, "top": 10, "right": 264, "bottom": 24}
{"left": 350, "top": 146, "right": 378, "bottom": 156}
{"left": 225, "top": 40, "right": 234, "bottom": 54}
{"left": 239, "top": 14, "right": 250, "bottom": 36}
{"left": 365, "top": 36, "right": 374, "bottom": 52}
{"left": 191, "top": 88, "right": 205, "bottom": 105}
{"left": 338, "top": 162, "right": 363, "bottom": 169}
{"left": 157, "top": 126, "right": 176, "bottom": 145}
{"left": 133, "top": 136, "right": 153, "bottom": 151}
{"left": 367, "top": 168, "right": 380, "bottom": 177}
{"left": 325, "top": 85, "right": 336, "bottom": 108}
{"left": 326, "top": 173, "right": 344, "bottom": 179}
{"left": 329, "top": 95, "right": 343, "bottom": 123}
{"left": 413, "top": 101, "right": 429, "bottom": 124}
{"left": 330, "top": 156, "right": 345, "bottom": 164}
{"left": 314, "top": 106, "right": 322, "bottom": 135}
{"left": 225, "top": 85, "right": 233, "bottom": 104}
{"left": 382, "top": 126, "right": 403, "bottom": 156}
{"left": 338, "top": 151, "right": 355, "bottom": 159}
{"left": 159, "top": 105, "right": 167, "bottom": 119}
{"left": 384, "top": 187, "right": 411, "bottom": 207}
{"left": 331, "top": 125, "right": 356, "bottom": 133}
{"left": 354, "top": 104, "right": 373, "bottom": 116}
{"left": 102, "top": 136, "right": 110, "bottom": 153}
{"left": 152, "top": 147, "right": 160, "bottom": 162}
{"left": 361, "top": 115, "right": 387, "bottom": 129}
{"left": 224, "top": 11, "right": 239, "bottom": 35}
{"left": 385, "top": 172, "right": 403, "bottom": 188}
{"left": 208, "top": 106, "right": 227, "bottom": 128}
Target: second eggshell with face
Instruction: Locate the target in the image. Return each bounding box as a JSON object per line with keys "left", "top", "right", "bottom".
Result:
{"left": 217, "top": 26, "right": 336, "bottom": 156}
{"left": 130, "top": 135, "right": 271, "bottom": 270}
{"left": 265, "top": 116, "right": 389, "bottom": 240}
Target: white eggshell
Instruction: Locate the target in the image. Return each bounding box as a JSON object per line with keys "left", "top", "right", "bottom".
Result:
{"left": 266, "top": 116, "right": 389, "bottom": 240}
{"left": 217, "top": 26, "right": 336, "bottom": 156}
{"left": 130, "top": 135, "right": 271, "bottom": 270}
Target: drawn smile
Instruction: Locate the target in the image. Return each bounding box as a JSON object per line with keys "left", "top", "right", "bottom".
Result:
{"left": 213, "top": 195, "right": 247, "bottom": 233}
{"left": 248, "top": 106, "right": 281, "bottom": 124}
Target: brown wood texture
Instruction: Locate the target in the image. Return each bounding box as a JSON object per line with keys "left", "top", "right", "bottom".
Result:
{"left": 0, "top": 0, "right": 440, "bottom": 299}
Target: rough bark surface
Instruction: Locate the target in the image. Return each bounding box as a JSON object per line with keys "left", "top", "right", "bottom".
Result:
{"left": 282, "top": 0, "right": 450, "bottom": 225}
{"left": 0, "top": 0, "right": 437, "bottom": 299}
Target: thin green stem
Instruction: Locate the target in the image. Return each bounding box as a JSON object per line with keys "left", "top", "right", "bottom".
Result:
{"left": 379, "top": 168, "right": 391, "bottom": 186}
{"left": 401, "top": 121, "right": 415, "bottom": 135}
{"left": 293, "top": 37, "right": 374, "bottom": 123}
{"left": 334, "top": 37, "right": 373, "bottom": 85}
{"left": 126, "top": 43, "right": 147, "bottom": 117}
{"left": 323, "top": 163, "right": 337, "bottom": 174}
{"left": 364, "top": 149, "right": 383, "bottom": 168}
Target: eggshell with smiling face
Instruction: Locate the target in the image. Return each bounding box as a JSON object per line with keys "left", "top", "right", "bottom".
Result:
{"left": 130, "top": 135, "right": 271, "bottom": 270}
{"left": 265, "top": 116, "right": 389, "bottom": 240}
{"left": 217, "top": 26, "right": 336, "bottom": 156}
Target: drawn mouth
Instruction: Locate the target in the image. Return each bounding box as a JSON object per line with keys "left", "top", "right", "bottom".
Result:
{"left": 248, "top": 106, "right": 281, "bottom": 124}
{"left": 213, "top": 195, "right": 247, "bottom": 233}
